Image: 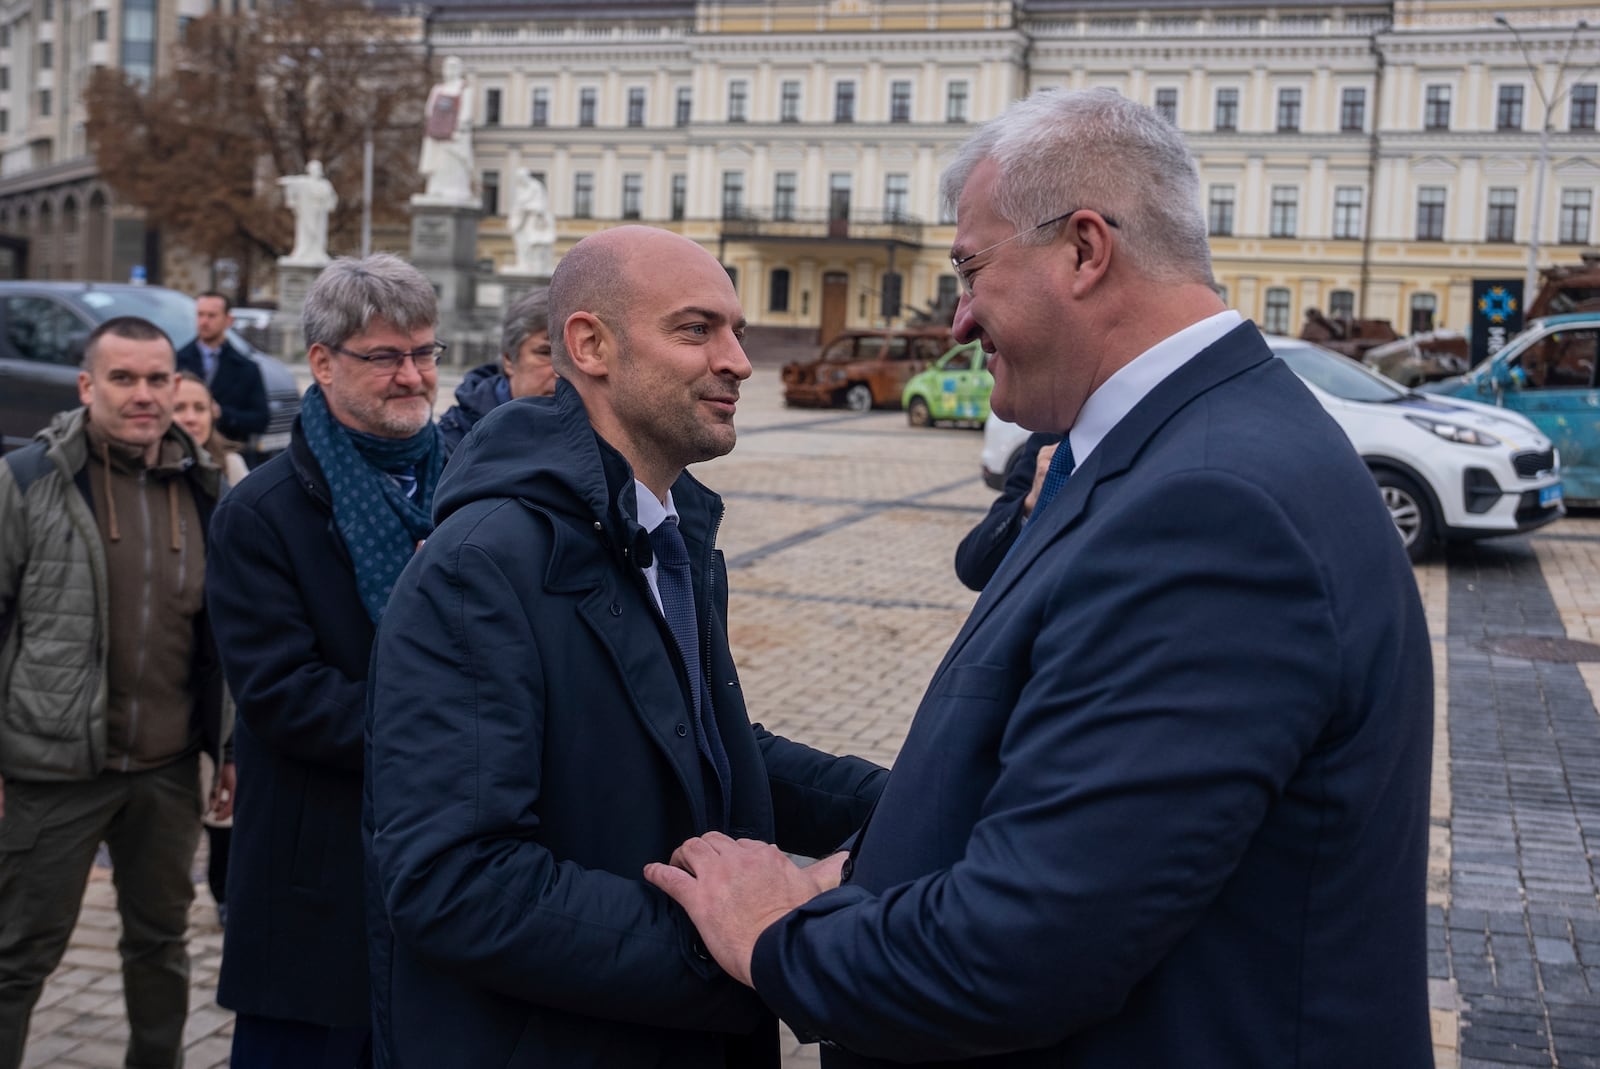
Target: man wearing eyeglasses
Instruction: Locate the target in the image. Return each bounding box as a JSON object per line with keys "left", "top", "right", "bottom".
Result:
{"left": 648, "top": 89, "right": 1433, "bottom": 1067}
{"left": 205, "top": 253, "right": 447, "bottom": 1068}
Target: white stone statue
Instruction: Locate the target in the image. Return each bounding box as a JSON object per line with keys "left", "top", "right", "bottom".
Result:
{"left": 278, "top": 160, "right": 337, "bottom": 266}
{"left": 414, "top": 56, "right": 477, "bottom": 207}
{"left": 507, "top": 169, "right": 556, "bottom": 275}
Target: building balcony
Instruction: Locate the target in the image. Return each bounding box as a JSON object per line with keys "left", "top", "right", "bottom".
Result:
{"left": 718, "top": 207, "right": 927, "bottom": 247}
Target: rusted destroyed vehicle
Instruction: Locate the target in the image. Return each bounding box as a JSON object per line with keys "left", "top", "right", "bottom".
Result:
{"left": 1298, "top": 309, "right": 1400, "bottom": 360}
{"left": 781, "top": 326, "right": 954, "bottom": 411}
{"left": 1361, "top": 330, "right": 1471, "bottom": 387}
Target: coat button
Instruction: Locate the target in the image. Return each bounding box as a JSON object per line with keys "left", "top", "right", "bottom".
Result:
{"left": 676, "top": 723, "right": 688, "bottom": 737}
{"left": 692, "top": 938, "right": 711, "bottom": 961}
{"left": 609, "top": 602, "right": 622, "bottom": 616}
{"left": 840, "top": 857, "right": 854, "bottom": 883}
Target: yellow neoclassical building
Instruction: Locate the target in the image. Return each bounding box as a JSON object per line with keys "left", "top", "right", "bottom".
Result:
{"left": 438, "top": 0, "right": 1600, "bottom": 341}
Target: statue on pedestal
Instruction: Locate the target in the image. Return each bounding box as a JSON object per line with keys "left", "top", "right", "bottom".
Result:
{"left": 278, "top": 160, "right": 337, "bottom": 266}
{"left": 415, "top": 56, "right": 477, "bottom": 207}
{"left": 507, "top": 169, "right": 556, "bottom": 275}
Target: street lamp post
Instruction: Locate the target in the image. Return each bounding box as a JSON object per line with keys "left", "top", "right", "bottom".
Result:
{"left": 1494, "top": 15, "right": 1599, "bottom": 310}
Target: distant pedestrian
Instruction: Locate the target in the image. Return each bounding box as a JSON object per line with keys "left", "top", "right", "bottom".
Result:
{"left": 437, "top": 286, "right": 556, "bottom": 455}
{"left": 175, "top": 370, "right": 251, "bottom": 485}
{"left": 0, "top": 316, "right": 231, "bottom": 1069}
{"left": 367, "top": 226, "right": 887, "bottom": 1068}
{"left": 205, "top": 254, "right": 445, "bottom": 1069}
{"left": 175, "top": 291, "right": 270, "bottom": 445}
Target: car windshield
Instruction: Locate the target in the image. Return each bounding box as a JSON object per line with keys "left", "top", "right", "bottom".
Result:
{"left": 1273, "top": 341, "right": 1406, "bottom": 403}
{"left": 77, "top": 288, "right": 201, "bottom": 349}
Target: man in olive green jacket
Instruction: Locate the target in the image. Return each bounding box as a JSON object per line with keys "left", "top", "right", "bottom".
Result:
{"left": 0, "top": 316, "right": 231, "bottom": 1069}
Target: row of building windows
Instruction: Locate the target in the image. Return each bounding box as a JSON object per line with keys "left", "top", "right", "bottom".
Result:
{"left": 1205, "top": 183, "right": 1593, "bottom": 243}
{"left": 484, "top": 79, "right": 1599, "bottom": 133}
{"left": 1252, "top": 287, "right": 1438, "bottom": 335}
{"left": 491, "top": 80, "right": 975, "bottom": 129}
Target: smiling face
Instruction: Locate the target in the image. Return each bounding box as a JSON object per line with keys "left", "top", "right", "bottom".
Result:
{"left": 307, "top": 319, "right": 439, "bottom": 439}
{"left": 78, "top": 333, "right": 178, "bottom": 463}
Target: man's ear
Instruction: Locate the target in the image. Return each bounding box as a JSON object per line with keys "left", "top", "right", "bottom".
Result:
{"left": 563, "top": 312, "right": 613, "bottom": 381}
{"left": 1066, "top": 211, "right": 1117, "bottom": 297}
{"left": 307, "top": 343, "right": 336, "bottom": 387}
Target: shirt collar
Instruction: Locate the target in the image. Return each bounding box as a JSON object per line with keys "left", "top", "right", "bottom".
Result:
{"left": 633, "top": 479, "right": 677, "bottom": 534}
{"left": 1069, "top": 310, "right": 1243, "bottom": 471}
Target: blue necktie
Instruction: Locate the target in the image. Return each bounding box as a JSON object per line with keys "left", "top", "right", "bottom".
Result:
{"left": 1032, "top": 438, "right": 1075, "bottom": 518}
{"left": 649, "top": 517, "right": 732, "bottom": 830}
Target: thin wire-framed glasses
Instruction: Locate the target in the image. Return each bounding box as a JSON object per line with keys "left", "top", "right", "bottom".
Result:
{"left": 950, "top": 208, "right": 1119, "bottom": 298}
{"left": 330, "top": 341, "right": 448, "bottom": 374}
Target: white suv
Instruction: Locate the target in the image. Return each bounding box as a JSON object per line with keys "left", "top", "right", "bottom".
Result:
{"left": 979, "top": 337, "right": 1563, "bottom": 560}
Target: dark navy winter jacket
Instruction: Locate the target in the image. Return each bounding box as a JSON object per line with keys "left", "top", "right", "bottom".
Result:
{"left": 366, "top": 382, "right": 887, "bottom": 1068}
{"left": 436, "top": 361, "right": 510, "bottom": 456}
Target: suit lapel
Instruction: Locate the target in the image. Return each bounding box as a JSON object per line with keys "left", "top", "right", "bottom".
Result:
{"left": 933, "top": 322, "right": 1275, "bottom": 674}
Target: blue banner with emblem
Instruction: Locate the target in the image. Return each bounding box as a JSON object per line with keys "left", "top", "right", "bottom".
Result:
{"left": 1470, "top": 280, "right": 1524, "bottom": 367}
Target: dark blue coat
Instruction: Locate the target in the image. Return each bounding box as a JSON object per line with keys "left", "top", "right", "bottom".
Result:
{"left": 953, "top": 431, "right": 1061, "bottom": 591}
{"left": 436, "top": 361, "right": 509, "bottom": 456}
{"left": 205, "top": 425, "right": 373, "bottom": 1027}
{"left": 751, "top": 324, "right": 1435, "bottom": 1067}
{"left": 367, "top": 383, "right": 888, "bottom": 1069}
{"left": 176, "top": 338, "right": 270, "bottom": 442}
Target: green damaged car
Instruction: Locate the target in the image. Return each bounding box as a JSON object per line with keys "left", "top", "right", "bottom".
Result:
{"left": 901, "top": 342, "right": 991, "bottom": 427}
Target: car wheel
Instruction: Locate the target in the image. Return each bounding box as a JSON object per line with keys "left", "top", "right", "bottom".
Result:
{"left": 1374, "top": 469, "right": 1436, "bottom": 562}
{"left": 843, "top": 383, "right": 873, "bottom": 412}
{"left": 907, "top": 397, "right": 932, "bottom": 427}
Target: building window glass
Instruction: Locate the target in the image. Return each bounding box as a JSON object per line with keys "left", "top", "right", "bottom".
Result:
{"left": 1424, "top": 85, "right": 1451, "bottom": 131}
{"left": 573, "top": 173, "right": 594, "bottom": 219}
{"left": 1416, "top": 186, "right": 1446, "bottom": 240}
{"left": 578, "top": 88, "right": 597, "bottom": 127}
{"left": 1263, "top": 288, "right": 1292, "bottom": 334}
{"left": 38, "top": 89, "right": 50, "bottom": 116}
{"left": 1340, "top": 87, "right": 1365, "bottom": 131}
{"left": 1410, "top": 293, "right": 1437, "bottom": 333}
{"left": 890, "top": 80, "right": 911, "bottom": 122}
{"left": 481, "top": 169, "right": 499, "bottom": 216}
{"left": 671, "top": 173, "right": 686, "bottom": 221}
{"left": 780, "top": 80, "right": 801, "bottom": 122}
{"left": 1333, "top": 186, "right": 1363, "bottom": 239}
{"left": 1215, "top": 88, "right": 1239, "bottom": 131}
{"left": 483, "top": 88, "right": 501, "bottom": 127}
{"left": 676, "top": 86, "right": 691, "bottom": 126}
{"left": 0, "top": 111, "right": 8, "bottom": 135}
{"left": 1276, "top": 88, "right": 1301, "bottom": 132}
{"left": 1486, "top": 187, "right": 1517, "bottom": 242}
{"left": 1496, "top": 85, "right": 1524, "bottom": 131}
{"left": 120, "top": 0, "right": 156, "bottom": 86}
{"left": 769, "top": 268, "right": 791, "bottom": 313}
{"left": 1154, "top": 87, "right": 1178, "bottom": 124}
{"left": 834, "top": 82, "right": 855, "bottom": 123}
{"left": 622, "top": 173, "right": 642, "bottom": 220}
{"left": 1328, "top": 290, "right": 1355, "bottom": 318}
{"left": 1270, "top": 186, "right": 1298, "bottom": 238}
{"left": 95, "top": 10, "right": 108, "bottom": 41}
{"left": 727, "top": 80, "right": 748, "bottom": 123}
{"left": 531, "top": 88, "right": 549, "bottom": 127}
{"left": 0, "top": 68, "right": 8, "bottom": 91}
{"left": 1559, "top": 188, "right": 1592, "bottom": 244}
{"left": 721, "top": 171, "right": 744, "bottom": 219}
{"left": 945, "top": 81, "right": 969, "bottom": 123}
{"left": 1207, "top": 185, "right": 1235, "bottom": 236}
{"left": 1571, "top": 84, "right": 1597, "bottom": 130}
{"left": 884, "top": 173, "right": 909, "bottom": 220}
{"left": 627, "top": 87, "right": 645, "bottom": 127}
{"left": 39, "top": 42, "right": 51, "bottom": 70}
{"left": 774, "top": 172, "right": 797, "bottom": 221}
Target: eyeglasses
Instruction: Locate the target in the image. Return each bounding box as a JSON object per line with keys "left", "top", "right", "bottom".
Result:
{"left": 330, "top": 341, "right": 448, "bottom": 374}
{"left": 950, "top": 208, "right": 1119, "bottom": 298}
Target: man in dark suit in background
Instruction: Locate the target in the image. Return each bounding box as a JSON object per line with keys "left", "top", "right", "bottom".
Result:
{"left": 176, "top": 291, "right": 269, "bottom": 445}
{"left": 649, "top": 87, "right": 1434, "bottom": 1068}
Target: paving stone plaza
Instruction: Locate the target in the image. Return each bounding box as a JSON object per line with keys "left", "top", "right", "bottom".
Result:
{"left": 20, "top": 365, "right": 1600, "bottom": 1068}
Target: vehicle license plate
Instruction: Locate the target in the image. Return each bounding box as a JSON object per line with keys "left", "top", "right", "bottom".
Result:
{"left": 1540, "top": 484, "right": 1563, "bottom": 508}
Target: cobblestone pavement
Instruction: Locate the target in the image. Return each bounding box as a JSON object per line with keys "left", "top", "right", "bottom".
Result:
{"left": 20, "top": 365, "right": 1600, "bottom": 1067}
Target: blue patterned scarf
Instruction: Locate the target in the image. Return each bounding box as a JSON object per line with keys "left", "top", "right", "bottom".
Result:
{"left": 299, "top": 384, "right": 444, "bottom": 622}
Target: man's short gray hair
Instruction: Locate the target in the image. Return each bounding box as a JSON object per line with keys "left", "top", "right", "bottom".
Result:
{"left": 501, "top": 287, "right": 550, "bottom": 362}
{"left": 303, "top": 253, "right": 438, "bottom": 349}
{"left": 940, "top": 88, "right": 1214, "bottom": 286}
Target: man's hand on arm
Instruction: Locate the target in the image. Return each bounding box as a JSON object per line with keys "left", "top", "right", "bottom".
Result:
{"left": 208, "top": 762, "right": 236, "bottom": 822}
{"left": 1021, "top": 442, "right": 1059, "bottom": 519}
{"left": 644, "top": 833, "right": 844, "bottom": 987}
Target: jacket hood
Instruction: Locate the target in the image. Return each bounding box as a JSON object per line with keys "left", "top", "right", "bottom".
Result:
{"left": 452, "top": 363, "right": 509, "bottom": 423}
{"left": 435, "top": 378, "right": 613, "bottom": 530}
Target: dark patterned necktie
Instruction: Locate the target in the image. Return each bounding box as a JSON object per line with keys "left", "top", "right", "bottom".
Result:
{"left": 649, "top": 517, "right": 732, "bottom": 830}
{"left": 1032, "top": 438, "right": 1076, "bottom": 517}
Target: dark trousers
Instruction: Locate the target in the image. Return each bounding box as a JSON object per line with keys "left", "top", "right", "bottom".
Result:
{"left": 231, "top": 1013, "right": 372, "bottom": 1069}
{"left": 0, "top": 755, "right": 202, "bottom": 1069}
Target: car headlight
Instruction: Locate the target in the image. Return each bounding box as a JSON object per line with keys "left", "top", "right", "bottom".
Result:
{"left": 1404, "top": 414, "right": 1501, "bottom": 447}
